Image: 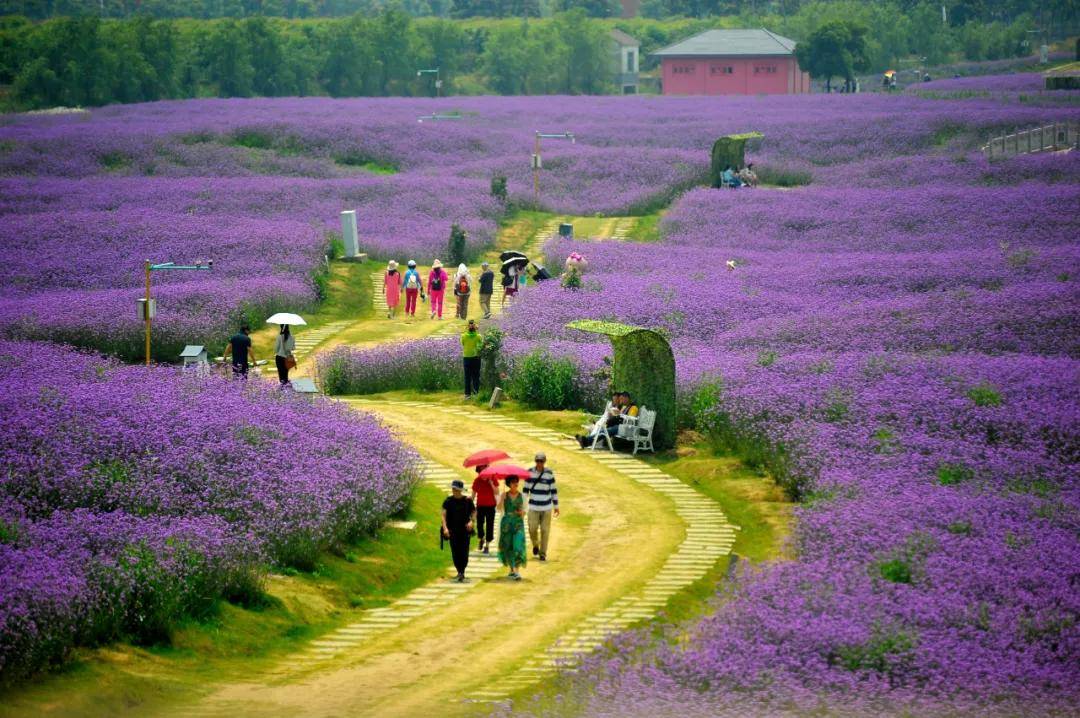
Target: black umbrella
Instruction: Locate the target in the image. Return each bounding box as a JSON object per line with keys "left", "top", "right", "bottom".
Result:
{"left": 500, "top": 250, "right": 528, "bottom": 262}
{"left": 531, "top": 262, "right": 552, "bottom": 282}
{"left": 501, "top": 256, "right": 528, "bottom": 274}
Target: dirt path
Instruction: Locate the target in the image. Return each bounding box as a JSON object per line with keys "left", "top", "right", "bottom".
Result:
{"left": 165, "top": 215, "right": 740, "bottom": 716}
{"left": 164, "top": 400, "right": 704, "bottom": 717}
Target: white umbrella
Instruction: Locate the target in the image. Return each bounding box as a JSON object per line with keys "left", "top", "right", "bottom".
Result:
{"left": 266, "top": 312, "right": 307, "bottom": 326}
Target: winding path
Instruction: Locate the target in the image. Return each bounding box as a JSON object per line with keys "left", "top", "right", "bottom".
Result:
{"left": 166, "top": 399, "right": 736, "bottom": 717}
{"left": 169, "top": 215, "right": 739, "bottom": 715}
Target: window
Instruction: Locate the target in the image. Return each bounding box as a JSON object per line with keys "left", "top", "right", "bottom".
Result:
{"left": 672, "top": 64, "right": 695, "bottom": 75}
{"left": 754, "top": 65, "right": 778, "bottom": 75}
{"left": 625, "top": 51, "right": 636, "bottom": 73}
{"left": 710, "top": 65, "right": 734, "bottom": 75}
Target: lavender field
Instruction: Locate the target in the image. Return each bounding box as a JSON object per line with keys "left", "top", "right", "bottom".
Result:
{"left": 1, "top": 79, "right": 1079, "bottom": 713}
{"left": 315, "top": 90, "right": 1079, "bottom": 714}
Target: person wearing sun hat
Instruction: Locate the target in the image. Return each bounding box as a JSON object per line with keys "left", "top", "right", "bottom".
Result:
{"left": 442, "top": 479, "right": 476, "bottom": 583}
{"left": 427, "top": 259, "right": 448, "bottom": 320}
{"left": 383, "top": 260, "right": 403, "bottom": 319}
{"left": 402, "top": 260, "right": 424, "bottom": 318}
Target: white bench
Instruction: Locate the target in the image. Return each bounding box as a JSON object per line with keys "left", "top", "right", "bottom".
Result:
{"left": 582, "top": 404, "right": 657, "bottom": 454}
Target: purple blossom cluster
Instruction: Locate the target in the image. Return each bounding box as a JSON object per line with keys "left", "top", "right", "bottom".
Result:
{"left": 0, "top": 340, "right": 418, "bottom": 684}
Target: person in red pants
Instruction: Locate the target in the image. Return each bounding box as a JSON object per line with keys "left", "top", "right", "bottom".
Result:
{"left": 403, "top": 260, "right": 424, "bottom": 317}
{"left": 428, "top": 259, "right": 448, "bottom": 320}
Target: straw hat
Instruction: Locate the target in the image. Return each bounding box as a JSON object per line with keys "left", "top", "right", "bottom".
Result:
{"left": 388, "top": 260, "right": 398, "bottom": 270}
{"left": 432, "top": 259, "right": 443, "bottom": 269}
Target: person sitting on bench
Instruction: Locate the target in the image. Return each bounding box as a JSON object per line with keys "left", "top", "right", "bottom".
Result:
{"left": 721, "top": 165, "right": 742, "bottom": 188}
{"left": 577, "top": 392, "right": 638, "bottom": 448}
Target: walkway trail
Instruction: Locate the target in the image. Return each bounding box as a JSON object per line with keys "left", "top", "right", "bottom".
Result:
{"left": 168, "top": 399, "right": 736, "bottom": 717}
{"left": 167, "top": 214, "right": 738, "bottom": 716}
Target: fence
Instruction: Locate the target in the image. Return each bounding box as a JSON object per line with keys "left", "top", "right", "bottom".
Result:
{"left": 982, "top": 122, "right": 1079, "bottom": 159}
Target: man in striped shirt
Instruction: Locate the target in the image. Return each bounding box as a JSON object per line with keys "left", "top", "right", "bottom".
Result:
{"left": 524, "top": 452, "right": 559, "bottom": 561}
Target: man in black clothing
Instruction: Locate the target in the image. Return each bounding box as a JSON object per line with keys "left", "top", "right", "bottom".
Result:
{"left": 222, "top": 324, "right": 255, "bottom": 379}
{"left": 442, "top": 479, "right": 476, "bottom": 582}
{"left": 477, "top": 262, "right": 495, "bottom": 319}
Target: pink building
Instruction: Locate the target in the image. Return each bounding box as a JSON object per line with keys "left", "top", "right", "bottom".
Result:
{"left": 654, "top": 29, "right": 811, "bottom": 96}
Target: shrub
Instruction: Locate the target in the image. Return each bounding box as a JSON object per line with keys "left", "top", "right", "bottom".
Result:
{"left": 508, "top": 350, "right": 579, "bottom": 410}
{"left": 448, "top": 223, "right": 468, "bottom": 266}
{"left": 490, "top": 174, "right": 508, "bottom": 202}
{"left": 937, "top": 462, "right": 975, "bottom": 485}
{"left": 967, "top": 382, "right": 1003, "bottom": 407}
{"left": 876, "top": 558, "right": 913, "bottom": 584}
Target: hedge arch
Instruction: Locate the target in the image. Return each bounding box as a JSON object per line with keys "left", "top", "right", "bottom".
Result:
{"left": 567, "top": 320, "right": 676, "bottom": 450}
{"left": 710, "top": 132, "right": 763, "bottom": 187}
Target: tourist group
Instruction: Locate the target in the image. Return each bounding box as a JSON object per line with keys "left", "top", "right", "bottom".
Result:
{"left": 441, "top": 449, "right": 560, "bottom": 582}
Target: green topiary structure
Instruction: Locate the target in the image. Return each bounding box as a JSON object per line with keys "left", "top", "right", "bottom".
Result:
{"left": 567, "top": 320, "right": 676, "bottom": 450}
{"left": 710, "top": 132, "right": 763, "bottom": 187}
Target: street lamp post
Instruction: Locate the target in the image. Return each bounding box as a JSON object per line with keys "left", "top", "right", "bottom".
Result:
{"left": 417, "top": 68, "right": 441, "bottom": 97}
{"left": 141, "top": 260, "right": 213, "bottom": 366}
{"left": 532, "top": 131, "right": 575, "bottom": 204}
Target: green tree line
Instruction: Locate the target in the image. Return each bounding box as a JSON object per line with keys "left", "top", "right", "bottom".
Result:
{"left": 1, "top": 0, "right": 1071, "bottom": 110}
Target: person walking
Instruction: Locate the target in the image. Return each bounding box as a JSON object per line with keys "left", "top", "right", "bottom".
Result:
{"left": 471, "top": 464, "right": 499, "bottom": 554}
{"left": 524, "top": 452, "right": 559, "bottom": 561}
{"left": 442, "top": 479, "right": 476, "bottom": 583}
{"left": 428, "top": 260, "right": 448, "bottom": 320}
{"left": 403, "top": 260, "right": 424, "bottom": 317}
{"left": 453, "top": 263, "right": 472, "bottom": 320}
{"left": 461, "top": 319, "right": 482, "bottom": 399}
{"left": 222, "top": 323, "right": 255, "bottom": 379}
{"left": 498, "top": 475, "right": 527, "bottom": 580}
{"left": 477, "top": 262, "right": 495, "bottom": 319}
{"left": 383, "top": 260, "right": 403, "bottom": 319}
{"left": 273, "top": 324, "right": 296, "bottom": 387}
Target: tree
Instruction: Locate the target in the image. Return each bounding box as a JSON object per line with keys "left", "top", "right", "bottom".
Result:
{"left": 553, "top": 0, "right": 621, "bottom": 18}
{"left": 550, "top": 9, "right": 610, "bottom": 94}
{"left": 794, "top": 19, "right": 870, "bottom": 92}
{"left": 201, "top": 19, "right": 255, "bottom": 97}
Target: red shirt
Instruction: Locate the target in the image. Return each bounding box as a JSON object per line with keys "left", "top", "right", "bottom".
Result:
{"left": 471, "top": 476, "right": 499, "bottom": 507}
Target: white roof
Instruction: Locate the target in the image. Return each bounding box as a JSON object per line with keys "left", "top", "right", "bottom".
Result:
{"left": 653, "top": 28, "right": 797, "bottom": 58}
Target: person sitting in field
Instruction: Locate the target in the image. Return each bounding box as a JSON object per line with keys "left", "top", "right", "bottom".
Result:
{"left": 721, "top": 166, "right": 742, "bottom": 188}
{"left": 738, "top": 163, "right": 758, "bottom": 188}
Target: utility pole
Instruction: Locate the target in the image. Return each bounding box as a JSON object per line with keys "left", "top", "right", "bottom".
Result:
{"left": 532, "top": 131, "right": 575, "bottom": 205}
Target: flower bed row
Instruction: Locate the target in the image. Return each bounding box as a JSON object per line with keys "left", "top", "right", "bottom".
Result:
{"left": 0, "top": 340, "right": 419, "bottom": 685}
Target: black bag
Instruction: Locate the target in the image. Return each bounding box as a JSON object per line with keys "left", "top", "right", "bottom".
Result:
{"left": 432, "top": 275, "right": 443, "bottom": 291}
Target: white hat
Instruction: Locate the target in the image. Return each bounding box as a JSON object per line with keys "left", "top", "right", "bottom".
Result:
{"left": 388, "top": 260, "right": 398, "bottom": 270}
{"left": 407, "top": 260, "right": 416, "bottom": 267}
{"left": 432, "top": 259, "right": 443, "bottom": 269}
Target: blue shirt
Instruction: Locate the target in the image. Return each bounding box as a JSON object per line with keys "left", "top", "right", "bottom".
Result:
{"left": 403, "top": 268, "right": 422, "bottom": 291}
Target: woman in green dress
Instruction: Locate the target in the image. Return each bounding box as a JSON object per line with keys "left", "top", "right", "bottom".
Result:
{"left": 498, "top": 475, "right": 527, "bottom": 580}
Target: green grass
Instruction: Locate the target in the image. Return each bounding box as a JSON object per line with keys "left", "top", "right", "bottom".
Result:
{"left": 250, "top": 259, "right": 371, "bottom": 362}
{"left": 0, "top": 485, "right": 449, "bottom": 717}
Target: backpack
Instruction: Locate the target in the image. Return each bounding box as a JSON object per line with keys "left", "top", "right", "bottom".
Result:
{"left": 457, "top": 278, "right": 469, "bottom": 294}
{"left": 405, "top": 272, "right": 419, "bottom": 289}
{"left": 431, "top": 272, "right": 443, "bottom": 291}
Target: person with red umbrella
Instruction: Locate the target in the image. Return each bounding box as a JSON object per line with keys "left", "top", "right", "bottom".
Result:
{"left": 463, "top": 449, "right": 509, "bottom": 554}
{"left": 478, "top": 463, "right": 531, "bottom": 580}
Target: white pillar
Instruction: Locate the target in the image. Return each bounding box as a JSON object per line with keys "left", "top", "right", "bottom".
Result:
{"left": 340, "top": 210, "right": 359, "bottom": 258}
